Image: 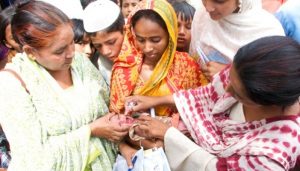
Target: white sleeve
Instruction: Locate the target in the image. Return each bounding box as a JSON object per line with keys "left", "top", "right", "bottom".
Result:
{"left": 164, "top": 127, "right": 286, "bottom": 171}
{"left": 164, "top": 127, "right": 216, "bottom": 171}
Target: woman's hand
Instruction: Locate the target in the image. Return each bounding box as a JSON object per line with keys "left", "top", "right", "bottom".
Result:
{"left": 202, "top": 61, "right": 227, "bottom": 80}
{"left": 89, "top": 113, "right": 130, "bottom": 142}
{"left": 134, "top": 115, "right": 170, "bottom": 140}
{"left": 119, "top": 141, "right": 138, "bottom": 169}
{"left": 125, "top": 96, "right": 157, "bottom": 115}
{"left": 125, "top": 95, "right": 175, "bottom": 115}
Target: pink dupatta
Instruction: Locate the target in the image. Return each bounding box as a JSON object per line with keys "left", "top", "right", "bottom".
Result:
{"left": 174, "top": 67, "right": 300, "bottom": 170}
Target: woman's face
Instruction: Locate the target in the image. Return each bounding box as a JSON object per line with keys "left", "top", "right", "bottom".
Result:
{"left": 133, "top": 17, "right": 169, "bottom": 64}
{"left": 5, "top": 24, "right": 22, "bottom": 52}
{"left": 202, "top": 0, "right": 239, "bottom": 20}
{"left": 31, "top": 24, "right": 75, "bottom": 72}
{"left": 226, "top": 66, "right": 258, "bottom": 107}
{"left": 75, "top": 33, "right": 93, "bottom": 58}
{"left": 177, "top": 13, "right": 192, "bottom": 52}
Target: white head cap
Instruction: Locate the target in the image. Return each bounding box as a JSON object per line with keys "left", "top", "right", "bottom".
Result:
{"left": 83, "top": 0, "right": 121, "bottom": 33}
{"left": 38, "top": 0, "right": 84, "bottom": 19}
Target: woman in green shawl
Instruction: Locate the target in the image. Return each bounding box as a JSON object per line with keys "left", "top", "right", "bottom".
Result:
{"left": 0, "top": 1, "right": 130, "bottom": 170}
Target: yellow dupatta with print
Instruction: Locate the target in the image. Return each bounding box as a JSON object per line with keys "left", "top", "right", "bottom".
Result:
{"left": 134, "top": 0, "right": 178, "bottom": 95}
{"left": 109, "top": 0, "right": 208, "bottom": 115}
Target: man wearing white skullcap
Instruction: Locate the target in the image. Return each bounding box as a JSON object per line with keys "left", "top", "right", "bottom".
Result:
{"left": 83, "top": 0, "right": 125, "bottom": 87}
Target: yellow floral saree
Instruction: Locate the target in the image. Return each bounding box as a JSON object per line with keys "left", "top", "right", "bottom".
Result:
{"left": 109, "top": 0, "right": 208, "bottom": 116}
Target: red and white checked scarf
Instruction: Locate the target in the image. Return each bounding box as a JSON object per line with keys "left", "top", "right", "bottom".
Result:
{"left": 174, "top": 67, "right": 300, "bottom": 170}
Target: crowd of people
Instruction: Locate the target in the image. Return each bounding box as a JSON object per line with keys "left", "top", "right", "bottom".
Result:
{"left": 0, "top": 0, "right": 299, "bottom": 170}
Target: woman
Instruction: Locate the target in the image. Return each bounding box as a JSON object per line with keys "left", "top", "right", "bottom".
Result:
{"left": 125, "top": 36, "right": 300, "bottom": 170}
{"left": 190, "top": 0, "right": 285, "bottom": 79}
{"left": 0, "top": 1, "right": 129, "bottom": 170}
{"left": 0, "top": 6, "right": 19, "bottom": 169}
{"left": 109, "top": 0, "right": 208, "bottom": 116}
{"left": 0, "top": 6, "right": 21, "bottom": 63}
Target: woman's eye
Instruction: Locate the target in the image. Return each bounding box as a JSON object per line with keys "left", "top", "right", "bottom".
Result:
{"left": 151, "top": 38, "right": 161, "bottom": 43}
{"left": 136, "top": 38, "right": 145, "bottom": 43}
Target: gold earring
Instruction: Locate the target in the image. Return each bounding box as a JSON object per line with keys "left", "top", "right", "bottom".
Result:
{"left": 27, "top": 54, "right": 36, "bottom": 60}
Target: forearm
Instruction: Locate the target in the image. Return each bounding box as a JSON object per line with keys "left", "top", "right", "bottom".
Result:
{"left": 155, "top": 95, "right": 175, "bottom": 107}
{"left": 164, "top": 128, "right": 286, "bottom": 171}
{"left": 164, "top": 127, "right": 216, "bottom": 171}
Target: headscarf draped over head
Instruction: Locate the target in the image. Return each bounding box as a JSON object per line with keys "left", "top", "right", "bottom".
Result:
{"left": 126, "top": 0, "right": 178, "bottom": 95}
{"left": 110, "top": 0, "right": 206, "bottom": 114}
{"left": 110, "top": 0, "right": 178, "bottom": 113}
{"left": 190, "top": 0, "right": 285, "bottom": 64}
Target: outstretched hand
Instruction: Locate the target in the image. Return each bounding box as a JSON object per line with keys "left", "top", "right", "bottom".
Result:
{"left": 202, "top": 61, "right": 227, "bottom": 80}
{"left": 124, "top": 96, "right": 157, "bottom": 115}
{"left": 134, "top": 115, "right": 170, "bottom": 140}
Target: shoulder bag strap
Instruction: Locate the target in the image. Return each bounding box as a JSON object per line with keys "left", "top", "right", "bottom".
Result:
{"left": 1, "top": 68, "right": 29, "bottom": 93}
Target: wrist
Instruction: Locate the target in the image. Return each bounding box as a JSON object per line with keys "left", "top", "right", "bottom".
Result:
{"left": 159, "top": 95, "right": 174, "bottom": 106}
{"left": 167, "top": 95, "right": 175, "bottom": 105}
{"left": 89, "top": 122, "right": 95, "bottom": 137}
{"left": 157, "top": 126, "right": 170, "bottom": 140}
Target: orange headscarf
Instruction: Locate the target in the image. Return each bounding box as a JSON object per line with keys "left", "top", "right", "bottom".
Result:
{"left": 109, "top": 0, "right": 208, "bottom": 115}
